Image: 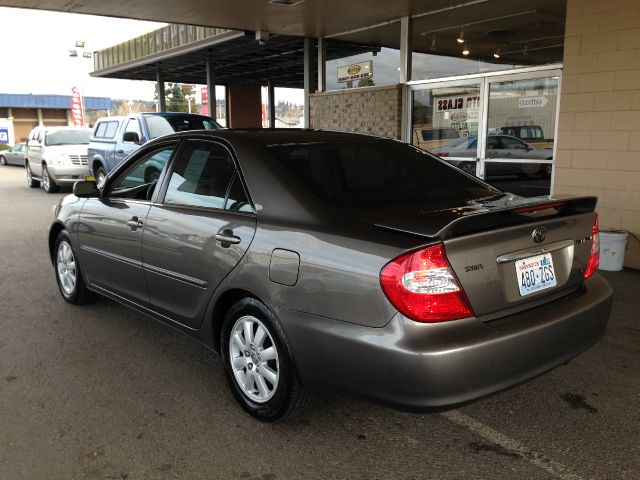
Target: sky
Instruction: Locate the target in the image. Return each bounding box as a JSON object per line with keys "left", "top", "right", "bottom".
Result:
{"left": 0, "top": 7, "right": 166, "bottom": 101}
{"left": 0, "top": 7, "right": 304, "bottom": 105}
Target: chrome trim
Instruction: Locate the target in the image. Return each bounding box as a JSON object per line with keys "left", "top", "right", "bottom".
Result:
{"left": 496, "top": 239, "right": 574, "bottom": 264}
{"left": 80, "top": 245, "right": 143, "bottom": 267}
{"left": 143, "top": 263, "right": 209, "bottom": 288}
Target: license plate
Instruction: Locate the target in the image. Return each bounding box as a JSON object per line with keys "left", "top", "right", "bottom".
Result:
{"left": 516, "top": 253, "right": 557, "bottom": 296}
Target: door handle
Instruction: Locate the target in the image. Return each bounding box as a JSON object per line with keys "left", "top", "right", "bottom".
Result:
{"left": 116, "top": 149, "right": 124, "bottom": 154}
{"left": 215, "top": 229, "right": 241, "bottom": 247}
{"left": 126, "top": 216, "right": 143, "bottom": 231}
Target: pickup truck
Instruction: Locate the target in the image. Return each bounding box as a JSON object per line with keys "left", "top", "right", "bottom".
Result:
{"left": 88, "top": 112, "right": 221, "bottom": 183}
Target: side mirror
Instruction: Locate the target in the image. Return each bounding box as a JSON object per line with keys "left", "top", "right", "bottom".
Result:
{"left": 73, "top": 180, "right": 100, "bottom": 198}
{"left": 123, "top": 131, "right": 140, "bottom": 144}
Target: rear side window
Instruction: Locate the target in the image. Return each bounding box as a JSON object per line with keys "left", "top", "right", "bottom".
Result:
{"left": 163, "top": 142, "right": 245, "bottom": 211}
{"left": 271, "top": 141, "right": 497, "bottom": 208}
{"left": 94, "top": 121, "right": 120, "bottom": 139}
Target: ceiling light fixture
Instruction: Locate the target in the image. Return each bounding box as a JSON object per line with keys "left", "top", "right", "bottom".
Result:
{"left": 493, "top": 47, "right": 501, "bottom": 59}
{"left": 462, "top": 43, "right": 470, "bottom": 56}
{"left": 457, "top": 27, "right": 465, "bottom": 44}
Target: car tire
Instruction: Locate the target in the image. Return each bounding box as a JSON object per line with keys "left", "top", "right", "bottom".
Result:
{"left": 96, "top": 166, "right": 106, "bottom": 185}
{"left": 42, "top": 164, "right": 59, "bottom": 193}
{"left": 0, "top": 155, "right": 6, "bottom": 166}
{"left": 220, "top": 297, "right": 312, "bottom": 422}
{"left": 54, "top": 230, "right": 96, "bottom": 305}
{"left": 26, "top": 162, "right": 40, "bottom": 188}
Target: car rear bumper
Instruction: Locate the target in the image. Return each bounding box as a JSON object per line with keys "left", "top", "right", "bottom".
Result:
{"left": 48, "top": 165, "right": 91, "bottom": 184}
{"left": 276, "top": 274, "right": 612, "bottom": 409}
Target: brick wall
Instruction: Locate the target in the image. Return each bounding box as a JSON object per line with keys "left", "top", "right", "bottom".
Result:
{"left": 556, "top": 0, "right": 640, "bottom": 263}
{"left": 309, "top": 85, "right": 402, "bottom": 139}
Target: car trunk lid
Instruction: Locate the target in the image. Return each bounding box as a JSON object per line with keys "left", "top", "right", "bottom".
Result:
{"left": 349, "top": 195, "right": 598, "bottom": 319}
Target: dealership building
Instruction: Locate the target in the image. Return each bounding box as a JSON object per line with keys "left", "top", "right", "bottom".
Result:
{"left": 3, "top": 0, "right": 639, "bottom": 265}
{"left": 0, "top": 93, "right": 112, "bottom": 144}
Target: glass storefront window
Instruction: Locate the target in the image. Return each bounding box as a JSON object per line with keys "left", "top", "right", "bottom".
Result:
{"left": 325, "top": 22, "right": 400, "bottom": 91}
{"left": 412, "top": 84, "right": 481, "bottom": 176}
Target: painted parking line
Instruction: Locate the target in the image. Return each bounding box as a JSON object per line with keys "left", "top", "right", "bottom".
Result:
{"left": 441, "top": 410, "right": 583, "bottom": 480}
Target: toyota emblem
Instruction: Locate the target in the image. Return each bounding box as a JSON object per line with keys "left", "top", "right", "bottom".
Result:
{"left": 532, "top": 227, "right": 546, "bottom": 243}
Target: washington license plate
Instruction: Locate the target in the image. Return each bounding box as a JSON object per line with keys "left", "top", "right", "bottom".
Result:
{"left": 516, "top": 253, "right": 557, "bottom": 296}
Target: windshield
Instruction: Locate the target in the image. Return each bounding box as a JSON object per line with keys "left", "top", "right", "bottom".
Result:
{"left": 44, "top": 129, "right": 90, "bottom": 146}
{"left": 271, "top": 141, "right": 497, "bottom": 209}
{"left": 146, "top": 115, "right": 220, "bottom": 139}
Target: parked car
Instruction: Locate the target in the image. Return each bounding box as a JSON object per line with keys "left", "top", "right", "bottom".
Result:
{"left": 88, "top": 112, "right": 221, "bottom": 184}
{"left": 430, "top": 134, "right": 553, "bottom": 178}
{"left": 49, "top": 130, "right": 612, "bottom": 421}
{"left": 500, "top": 125, "right": 554, "bottom": 149}
{"left": 412, "top": 126, "right": 462, "bottom": 151}
{"left": 0, "top": 142, "right": 27, "bottom": 166}
{"left": 25, "top": 126, "right": 92, "bottom": 193}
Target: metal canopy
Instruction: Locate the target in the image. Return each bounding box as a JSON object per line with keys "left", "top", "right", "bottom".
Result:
{"left": 92, "top": 31, "right": 377, "bottom": 88}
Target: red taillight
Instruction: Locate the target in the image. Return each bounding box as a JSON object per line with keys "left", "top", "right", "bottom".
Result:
{"left": 380, "top": 243, "right": 474, "bottom": 322}
{"left": 584, "top": 214, "right": 600, "bottom": 279}
{"left": 513, "top": 202, "right": 565, "bottom": 214}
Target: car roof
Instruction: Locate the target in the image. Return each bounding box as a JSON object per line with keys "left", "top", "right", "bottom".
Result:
{"left": 161, "top": 128, "right": 394, "bottom": 147}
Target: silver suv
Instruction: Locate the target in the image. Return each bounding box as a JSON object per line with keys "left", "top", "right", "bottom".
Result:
{"left": 25, "top": 126, "right": 92, "bottom": 193}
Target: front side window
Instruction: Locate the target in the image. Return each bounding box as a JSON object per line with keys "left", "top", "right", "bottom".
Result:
{"left": 164, "top": 143, "right": 239, "bottom": 210}
{"left": 110, "top": 147, "right": 174, "bottom": 199}
{"left": 124, "top": 119, "right": 142, "bottom": 142}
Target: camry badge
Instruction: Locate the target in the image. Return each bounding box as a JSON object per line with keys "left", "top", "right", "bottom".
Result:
{"left": 532, "top": 227, "right": 546, "bottom": 244}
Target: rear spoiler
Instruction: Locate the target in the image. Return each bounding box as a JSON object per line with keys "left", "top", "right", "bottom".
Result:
{"left": 373, "top": 196, "right": 598, "bottom": 240}
{"left": 435, "top": 196, "right": 597, "bottom": 240}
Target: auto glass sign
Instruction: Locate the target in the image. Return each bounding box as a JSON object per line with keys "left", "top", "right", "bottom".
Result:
{"left": 337, "top": 61, "right": 372, "bottom": 83}
{"left": 436, "top": 95, "right": 480, "bottom": 112}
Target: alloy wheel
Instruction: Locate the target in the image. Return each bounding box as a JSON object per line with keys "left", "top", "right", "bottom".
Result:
{"left": 56, "top": 240, "right": 77, "bottom": 296}
{"left": 43, "top": 167, "right": 50, "bottom": 191}
{"left": 229, "top": 315, "right": 280, "bottom": 403}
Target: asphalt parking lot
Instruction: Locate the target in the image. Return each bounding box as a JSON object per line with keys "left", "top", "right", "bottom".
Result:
{"left": 1, "top": 164, "right": 639, "bottom": 480}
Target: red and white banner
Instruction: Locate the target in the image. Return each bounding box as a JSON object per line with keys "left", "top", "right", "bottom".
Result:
{"left": 201, "top": 86, "right": 209, "bottom": 116}
{"left": 70, "top": 87, "right": 84, "bottom": 127}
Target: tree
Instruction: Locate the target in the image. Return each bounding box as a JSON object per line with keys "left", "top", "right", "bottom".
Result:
{"left": 154, "top": 83, "right": 197, "bottom": 112}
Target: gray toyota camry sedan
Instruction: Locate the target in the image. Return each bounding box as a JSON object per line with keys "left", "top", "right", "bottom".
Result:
{"left": 49, "top": 129, "right": 612, "bottom": 421}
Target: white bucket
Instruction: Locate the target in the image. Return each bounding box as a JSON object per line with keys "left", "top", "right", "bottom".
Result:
{"left": 599, "top": 230, "right": 628, "bottom": 271}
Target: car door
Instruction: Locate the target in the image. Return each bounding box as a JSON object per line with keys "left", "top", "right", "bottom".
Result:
{"left": 113, "top": 118, "right": 142, "bottom": 166}
{"left": 7, "top": 144, "right": 23, "bottom": 165}
{"left": 77, "top": 142, "right": 177, "bottom": 305}
{"left": 141, "top": 139, "right": 257, "bottom": 328}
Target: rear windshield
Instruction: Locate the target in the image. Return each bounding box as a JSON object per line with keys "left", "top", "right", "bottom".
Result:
{"left": 44, "top": 129, "right": 90, "bottom": 146}
{"left": 271, "top": 141, "right": 498, "bottom": 208}
{"left": 146, "top": 115, "right": 220, "bottom": 139}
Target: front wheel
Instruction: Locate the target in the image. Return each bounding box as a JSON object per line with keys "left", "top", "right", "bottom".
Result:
{"left": 54, "top": 230, "right": 96, "bottom": 304}
{"left": 0, "top": 155, "right": 6, "bottom": 166}
{"left": 221, "top": 298, "right": 312, "bottom": 422}
{"left": 26, "top": 162, "right": 40, "bottom": 188}
{"left": 96, "top": 166, "right": 106, "bottom": 185}
{"left": 42, "top": 164, "right": 59, "bottom": 193}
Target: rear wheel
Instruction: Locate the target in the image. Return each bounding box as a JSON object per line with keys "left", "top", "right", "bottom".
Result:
{"left": 0, "top": 155, "right": 6, "bottom": 166}
{"left": 221, "top": 298, "right": 312, "bottom": 422}
{"left": 42, "top": 164, "right": 59, "bottom": 193}
{"left": 54, "top": 230, "right": 96, "bottom": 304}
{"left": 26, "top": 162, "right": 40, "bottom": 188}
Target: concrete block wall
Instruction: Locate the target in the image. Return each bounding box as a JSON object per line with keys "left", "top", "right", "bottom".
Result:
{"left": 556, "top": 0, "right": 640, "bottom": 255}
{"left": 309, "top": 85, "right": 402, "bottom": 139}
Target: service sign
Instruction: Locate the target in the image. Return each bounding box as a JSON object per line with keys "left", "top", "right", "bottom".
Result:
{"left": 337, "top": 61, "right": 372, "bottom": 83}
{"left": 518, "top": 96, "right": 548, "bottom": 108}
{"left": 0, "top": 127, "right": 8, "bottom": 144}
